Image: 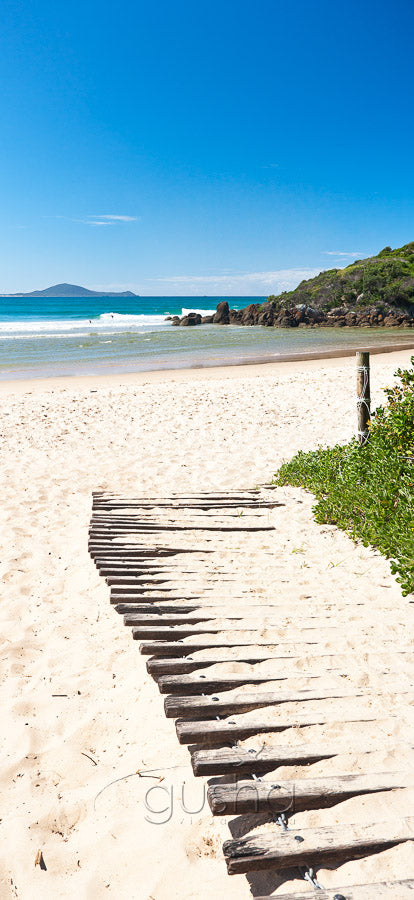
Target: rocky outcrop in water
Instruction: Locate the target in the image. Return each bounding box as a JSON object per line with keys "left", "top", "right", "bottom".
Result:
{"left": 261, "top": 241, "right": 414, "bottom": 327}
{"left": 173, "top": 242, "right": 414, "bottom": 328}
{"left": 213, "top": 301, "right": 230, "bottom": 324}
{"left": 173, "top": 301, "right": 413, "bottom": 328}
{"left": 179, "top": 312, "right": 202, "bottom": 326}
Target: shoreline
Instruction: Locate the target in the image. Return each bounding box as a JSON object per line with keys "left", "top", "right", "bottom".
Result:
{"left": 1, "top": 341, "right": 413, "bottom": 395}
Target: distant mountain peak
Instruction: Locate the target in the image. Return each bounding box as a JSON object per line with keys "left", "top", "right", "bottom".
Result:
{"left": 3, "top": 282, "right": 138, "bottom": 298}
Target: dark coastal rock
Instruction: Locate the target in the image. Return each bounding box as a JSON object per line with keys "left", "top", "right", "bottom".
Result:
{"left": 164, "top": 316, "right": 173, "bottom": 321}
{"left": 201, "top": 315, "right": 214, "bottom": 324}
{"left": 383, "top": 315, "right": 399, "bottom": 326}
{"left": 328, "top": 306, "right": 347, "bottom": 318}
{"left": 307, "top": 306, "right": 325, "bottom": 323}
{"left": 171, "top": 316, "right": 181, "bottom": 325}
{"left": 180, "top": 313, "right": 202, "bottom": 326}
{"left": 278, "top": 313, "right": 298, "bottom": 327}
{"left": 257, "top": 306, "right": 276, "bottom": 326}
{"left": 213, "top": 301, "right": 230, "bottom": 324}
{"left": 239, "top": 303, "right": 261, "bottom": 325}
{"left": 345, "top": 311, "right": 357, "bottom": 325}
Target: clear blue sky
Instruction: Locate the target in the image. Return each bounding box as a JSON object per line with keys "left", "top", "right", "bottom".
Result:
{"left": 1, "top": 0, "right": 413, "bottom": 295}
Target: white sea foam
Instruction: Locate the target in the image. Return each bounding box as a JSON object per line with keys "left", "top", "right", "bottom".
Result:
{"left": 180, "top": 308, "right": 216, "bottom": 316}
{"left": 97, "top": 312, "right": 167, "bottom": 327}
{"left": 0, "top": 312, "right": 168, "bottom": 336}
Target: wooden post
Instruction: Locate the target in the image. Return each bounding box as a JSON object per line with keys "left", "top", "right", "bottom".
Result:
{"left": 356, "top": 351, "right": 371, "bottom": 444}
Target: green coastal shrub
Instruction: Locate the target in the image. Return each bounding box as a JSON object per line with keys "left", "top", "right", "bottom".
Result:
{"left": 266, "top": 241, "right": 414, "bottom": 313}
{"left": 273, "top": 358, "right": 414, "bottom": 595}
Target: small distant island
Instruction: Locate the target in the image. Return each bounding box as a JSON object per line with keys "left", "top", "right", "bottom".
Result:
{"left": 2, "top": 282, "right": 138, "bottom": 298}
{"left": 172, "top": 242, "right": 414, "bottom": 328}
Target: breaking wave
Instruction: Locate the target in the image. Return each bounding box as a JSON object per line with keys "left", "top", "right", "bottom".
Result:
{"left": 0, "top": 312, "right": 169, "bottom": 336}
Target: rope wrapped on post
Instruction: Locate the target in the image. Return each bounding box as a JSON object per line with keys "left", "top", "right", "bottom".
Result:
{"left": 356, "top": 351, "right": 371, "bottom": 445}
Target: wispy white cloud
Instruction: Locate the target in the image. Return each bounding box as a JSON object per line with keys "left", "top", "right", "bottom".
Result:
{"left": 88, "top": 269, "right": 324, "bottom": 296}
{"left": 83, "top": 220, "right": 114, "bottom": 227}
{"left": 322, "top": 250, "right": 362, "bottom": 258}
{"left": 51, "top": 214, "right": 139, "bottom": 226}
{"left": 150, "top": 268, "right": 322, "bottom": 295}
{"left": 88, "top": 214, "right": 138, "bottom": 222}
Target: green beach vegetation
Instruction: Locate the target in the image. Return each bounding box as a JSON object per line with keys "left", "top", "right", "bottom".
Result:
{"left": 267, "top": 241, "right": 414, "bottom": 316}
{"left": 274, "top": 358, "right": 414, "bottom": 595}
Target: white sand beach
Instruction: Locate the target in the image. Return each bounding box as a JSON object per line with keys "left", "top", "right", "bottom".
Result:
{"left": 1, "top": 348, "right": 413, "bottom": 899}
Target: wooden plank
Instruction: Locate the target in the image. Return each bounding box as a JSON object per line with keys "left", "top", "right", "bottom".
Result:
{"left": 109, "top": 581, "right": 205, "bottom": 590}
{"left": 146, "top": 648, "right": 411, "bottom": 677}
{"left": 111, "top": 587, "right": 174, "bottom": 596}
{"left": 125, "top": 616, "right": 222, "bottom": 629}
{"left": 256, "top": 880, "right": 414, "bottom": 900}
{"left": 222, "top": 817, "right": 414, "bottom": 874}
{"left": 98, "top": 562, "right": 166, "bottom": 568}
{"left": 90, "top": 529, "right": 273, "bottom": 536}
{"left": 123, "top": 594, "right": 350, "bottom": 607}
{"left": 137, "top": 630, "right": 386, "bottom": 655}
{"left": 106, "top": 577, "right": 170, "bottom": 586}
{"left": 124, "top": 614, "right": 214, "bottom": 627}
{"left": 191, "top": 744, "right": 382, "bottom": 777}
{"left": 89, "top": 548, "right": 200, "bottom": 555}
{"left": 112, "top": 595, "right": 200, "bottom": 606}
{"left": 110, "top": 578, "right": 199, "bottom": 588}
{"left": 89, "top": 546, "right": 210, "bottom": 556}
{"left": 94, "top": 516, "right": 270, "bottom": 523}
{"left": 91, "top": 502, "right": 260, "bottom": 509}
{"left": 156, "top": 654, "right": 414, "bottom": 692}
{"left": 100, "top": 569, "right": 165, "bottom": 577}
{"left": 106, "top": 592, "right": 396, "bottom": 614}
{"left": 175, "top": 701, "right": 401, "bottom": 745}
{"left": 159, "top": 665, "right": 373, "bottom": 695}
{"left": 91, "top": 500, "right": 277, "bottom": 506}
{"left": 134, "top": 626, "right": 221, "bottom": 640}
{"left": 157, "top": 672, "right": 287, "bottom": 694}
{"left": 90, "top": 553, "right": 178, "bottom": 560}
{"left": 97, "top": 565, "right": 183, "bottom": 573}
{"left": 92, "top": 500, "right": 230, "bottom": 507}
{"left": 130, "top": 614, "right": 360, "bottom": 638}
{"left": 111, "top": 590, "right": 199, "bottom": 600}
{"left": 136, "top": 623, "right": 346, "bottom": 641}
{"left": 122, "top": 605, "right": 293, "bottom": 620}
{"left": 118, "top": 597, "right": 372, "bottom": 609}
{"left": 164, "top": 687, "right": 363, "bottom": 720}
{"left": 93, "top": 554, "right": 184, "bottom": 561}
{"left": 97, "top": 559, "right": 170, "bottom": 565}
{"left": 89, "top": 549, "right": 207, "bottom": 557}
{"left": 92, "top": 490, "right": 260, "bottom": 499}
{"left": 92, "top": 491, "right": 260, "bottom": 497}
{"left": 208, "top": 772, "right": 411, "bottom": 815}
{"left": 117, "top": 604, "right": 201, "bottom": 615}
{"left": 112, "top": 593, "right": 192, "bottom": 604}
{"left": 89, "top": 523, "right": 275, "bottom": 532}
{"left": 146, "top": 656, "right": 270, "bottom": 676}
{"left": 139, "top": 640, "right": 298, "bottom": 657}
{"left": 93, "top": 494, "right": 260, "bottom": 502}
{"left": 92, "top": 503, "right": 264, "bottom": 510}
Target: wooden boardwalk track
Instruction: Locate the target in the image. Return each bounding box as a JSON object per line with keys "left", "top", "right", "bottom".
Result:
{"left": 89, "top": 489, "right": 414, "bottom": 898}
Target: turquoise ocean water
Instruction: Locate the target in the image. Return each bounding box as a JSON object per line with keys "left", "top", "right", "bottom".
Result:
{"left": 0, "top": 295, "right": 413, "bottom": 380}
